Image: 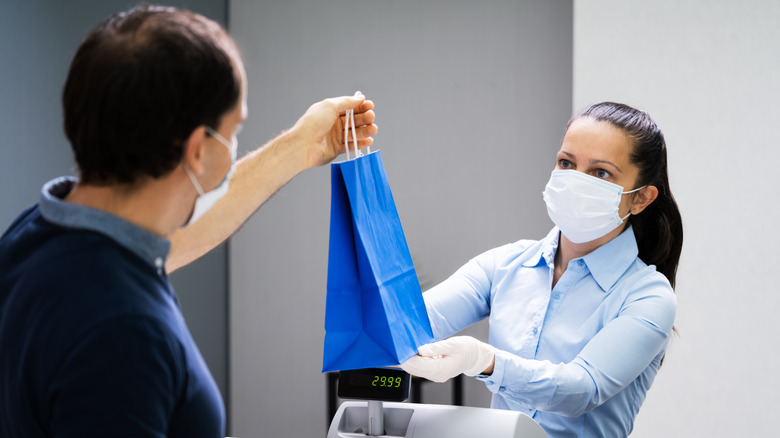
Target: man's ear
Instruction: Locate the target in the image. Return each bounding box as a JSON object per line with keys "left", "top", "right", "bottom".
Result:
{"left": 182, "top": 126, "right": 208, "bottom": 175}
{"left": 631, "top": 185, "right": 659, "bottom": 215}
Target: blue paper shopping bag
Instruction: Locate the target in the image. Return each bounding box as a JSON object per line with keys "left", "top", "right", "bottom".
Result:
{"left": 322, "top": 150, "right": 434, "bottom": 372}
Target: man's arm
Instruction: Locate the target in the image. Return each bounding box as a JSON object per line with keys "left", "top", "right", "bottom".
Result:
{"left": 167, "top": 94, "right": 376, "bottom": 272}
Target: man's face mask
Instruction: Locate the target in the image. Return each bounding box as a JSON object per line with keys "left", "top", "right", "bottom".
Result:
{"left": 183, "top": 126, "right": 237, "bottom": 226}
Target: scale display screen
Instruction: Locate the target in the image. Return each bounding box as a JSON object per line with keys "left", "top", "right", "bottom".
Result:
{"left": 338, "top": 367, "right": 410, "bottom": 402}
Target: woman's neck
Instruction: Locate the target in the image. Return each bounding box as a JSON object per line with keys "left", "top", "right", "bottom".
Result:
{"left": 552, "top": 226, "right": 625, "bottom": 288}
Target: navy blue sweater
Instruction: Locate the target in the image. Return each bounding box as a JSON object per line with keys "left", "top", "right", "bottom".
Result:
{"left": 0, "top": 178, "right": 224, "bottom": 437}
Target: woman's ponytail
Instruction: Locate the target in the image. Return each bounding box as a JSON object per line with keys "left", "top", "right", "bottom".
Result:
{"left": 573, "top": 102, "right": 683, "bottom": 288}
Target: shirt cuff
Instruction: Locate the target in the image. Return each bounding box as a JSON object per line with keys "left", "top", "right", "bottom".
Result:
{"left": 475, "top": 349, "right": 526, "bottom": 395}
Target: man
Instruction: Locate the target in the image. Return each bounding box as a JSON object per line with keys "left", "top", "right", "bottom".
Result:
{"left": 0, "top": 5, "right": 376, "bottom": 437}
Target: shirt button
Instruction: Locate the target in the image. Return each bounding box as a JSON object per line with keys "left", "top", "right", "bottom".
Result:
{"left": 553, "top": 293, "right": 560, "bottom": 299}
{"left": 499, "top": 386, "right": 506, "bottom": 392}
{"left": 532, "top": 327, "right": 538, "bottom": 335}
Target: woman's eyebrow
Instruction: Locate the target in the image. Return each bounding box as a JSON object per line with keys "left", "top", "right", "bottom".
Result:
{"left": 591, "top": 159, "right": 623, "bottom": 173}
{"left": 559, "top": 151, "right": 623, "bottom": 173}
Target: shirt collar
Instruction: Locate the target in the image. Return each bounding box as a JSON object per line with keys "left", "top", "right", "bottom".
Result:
{"left": 522, "top": 226, "right": 639, "bottom": 292}
{"left": 520, "top": 227, "right": 560, "bottom": 268}
{"left": 581, "top": 226, "right": 639, "bottom": 292}
{"left": 38, "top": 176, "right": 171, "bottom": 272}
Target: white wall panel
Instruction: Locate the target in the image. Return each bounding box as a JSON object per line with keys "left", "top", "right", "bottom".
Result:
{"left": 574, "top": 1, "right": 780, "bottom": 436}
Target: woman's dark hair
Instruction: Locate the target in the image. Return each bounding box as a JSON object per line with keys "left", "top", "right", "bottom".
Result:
{"left": 571, "top": 102, "right": 683, "bottom": 288}
{"left": 63, "top": 5, "right": 241, "bottom": 185}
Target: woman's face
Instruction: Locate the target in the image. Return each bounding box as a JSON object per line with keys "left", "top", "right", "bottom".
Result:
{"left": 555, "top": 116, "right": 642, "bottom": 227}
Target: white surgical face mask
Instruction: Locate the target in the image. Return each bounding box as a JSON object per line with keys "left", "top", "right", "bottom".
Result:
{"left": 183, "top": 126, "right": 237, "bottom": 226}
{"left": 542, "top": 169, "right": 644, "bottom": 244}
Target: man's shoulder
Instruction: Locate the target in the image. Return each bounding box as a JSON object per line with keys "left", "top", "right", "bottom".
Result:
{"left": 5, "top": 220, "right": 143, "bottom": 286}
{"left": 2, "top": 204, "right": 119, "bottom": 265}
{"left": 2, "top": 216, "right": 173, "bottom": 328}
{"left": 0, "top": 204, "right": 40, "bottom": 240}
{"left": 0, "top": 231, "right": 182, "bottom": 378}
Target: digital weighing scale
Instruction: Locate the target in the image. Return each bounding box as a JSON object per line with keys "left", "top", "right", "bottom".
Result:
{"left": 328, "top": 368, "right": 547, "bottom": 438}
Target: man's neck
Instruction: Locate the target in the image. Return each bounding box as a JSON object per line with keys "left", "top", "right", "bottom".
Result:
{"left": 64, "top": 177, "right": 190, "bottom": 239}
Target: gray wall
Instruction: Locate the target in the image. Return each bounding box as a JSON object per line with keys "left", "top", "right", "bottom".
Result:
{"left": 228, "top": 1, "right": 572, "bottom": 436}
{"left": 574, "top": 0, "right": 780, "bottom": 436}
{"left": 0, "top": 0, "right": 230, "bottom": 415}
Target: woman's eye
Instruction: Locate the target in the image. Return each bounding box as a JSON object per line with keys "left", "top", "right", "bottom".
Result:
{"left": 559, "top": 159, "right": 573, "bottom": 169}
{"left": 595, "top": 169, "right": 611, "bottom": 179}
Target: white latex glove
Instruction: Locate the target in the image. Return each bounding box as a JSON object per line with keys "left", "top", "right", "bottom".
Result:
{"left": 400, "top": 336, "right": 497, "bottom": 383}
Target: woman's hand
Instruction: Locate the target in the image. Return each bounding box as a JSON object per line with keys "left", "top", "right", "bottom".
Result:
{"left": 400, "top": 336, "right": 497, "bottom": 383}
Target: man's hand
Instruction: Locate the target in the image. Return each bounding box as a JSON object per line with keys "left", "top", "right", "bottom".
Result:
{"left": 400, "top": 336, "right": 497, "bottom": 383}
{"left": 168, "top": 93, "right": 377, "bottom": 272}
{"left": 290, "top": 92, "right": 378, "bottom": 169}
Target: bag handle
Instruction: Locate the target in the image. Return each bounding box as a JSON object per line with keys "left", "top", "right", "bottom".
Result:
{"left": 344, "top": 91, "right": 370, "bottom": 161}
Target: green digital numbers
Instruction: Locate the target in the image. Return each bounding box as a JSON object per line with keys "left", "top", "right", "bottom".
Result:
{"left": 370, "top": 375, "right": 404, "bottom": 388}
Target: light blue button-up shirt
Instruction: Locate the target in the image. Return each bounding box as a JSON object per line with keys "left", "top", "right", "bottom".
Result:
{"left": 423, "top": 227, "right": 676, "bottom": 438}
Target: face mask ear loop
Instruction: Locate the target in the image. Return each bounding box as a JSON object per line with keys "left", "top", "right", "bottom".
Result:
{"left": 623, "top": 185, "right": 646, "bottom": 195}
{"left": 183, "top": 164, "right": 206, "bottom": 196}
{"left": 206, "top": 126, "right": 237, "bottom": 163}
{"left": 620, "top": 185, "right": 647, "bottom": 222}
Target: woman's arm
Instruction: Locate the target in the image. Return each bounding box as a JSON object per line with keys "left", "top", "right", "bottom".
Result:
{"left": 422, "top": 246, "right": 503, "bottom": 340}
{"left": 481, "top": 275, "right": 676, "bottom": 416}
{"left": 407, "top": 273, "right": 676, "bottom": 417}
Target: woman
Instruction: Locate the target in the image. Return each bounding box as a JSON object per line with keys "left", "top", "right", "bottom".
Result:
{"left": 402, "top": 102, "right": 682, "bottom": 438}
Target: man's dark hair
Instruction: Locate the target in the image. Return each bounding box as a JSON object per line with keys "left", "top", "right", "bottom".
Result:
{"left": 63, "top": 5, "right": 241, "bottom": 185}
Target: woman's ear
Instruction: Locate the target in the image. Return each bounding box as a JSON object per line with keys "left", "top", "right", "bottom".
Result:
{"left": 631, "top": 185, "right": 659, "bottom": 215}
{"left": 182, "top": 126, "right": 208, "bottom": 175}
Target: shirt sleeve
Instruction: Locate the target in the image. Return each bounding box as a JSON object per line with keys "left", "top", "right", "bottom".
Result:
{"left": 477, "top": 272, "right": 677, "bottom": 416}
{"left": 48, "top": 316, "right": 183, "bottom": 438}
{"left": 423, "top": 246, "right": 504, "bottom": 340}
